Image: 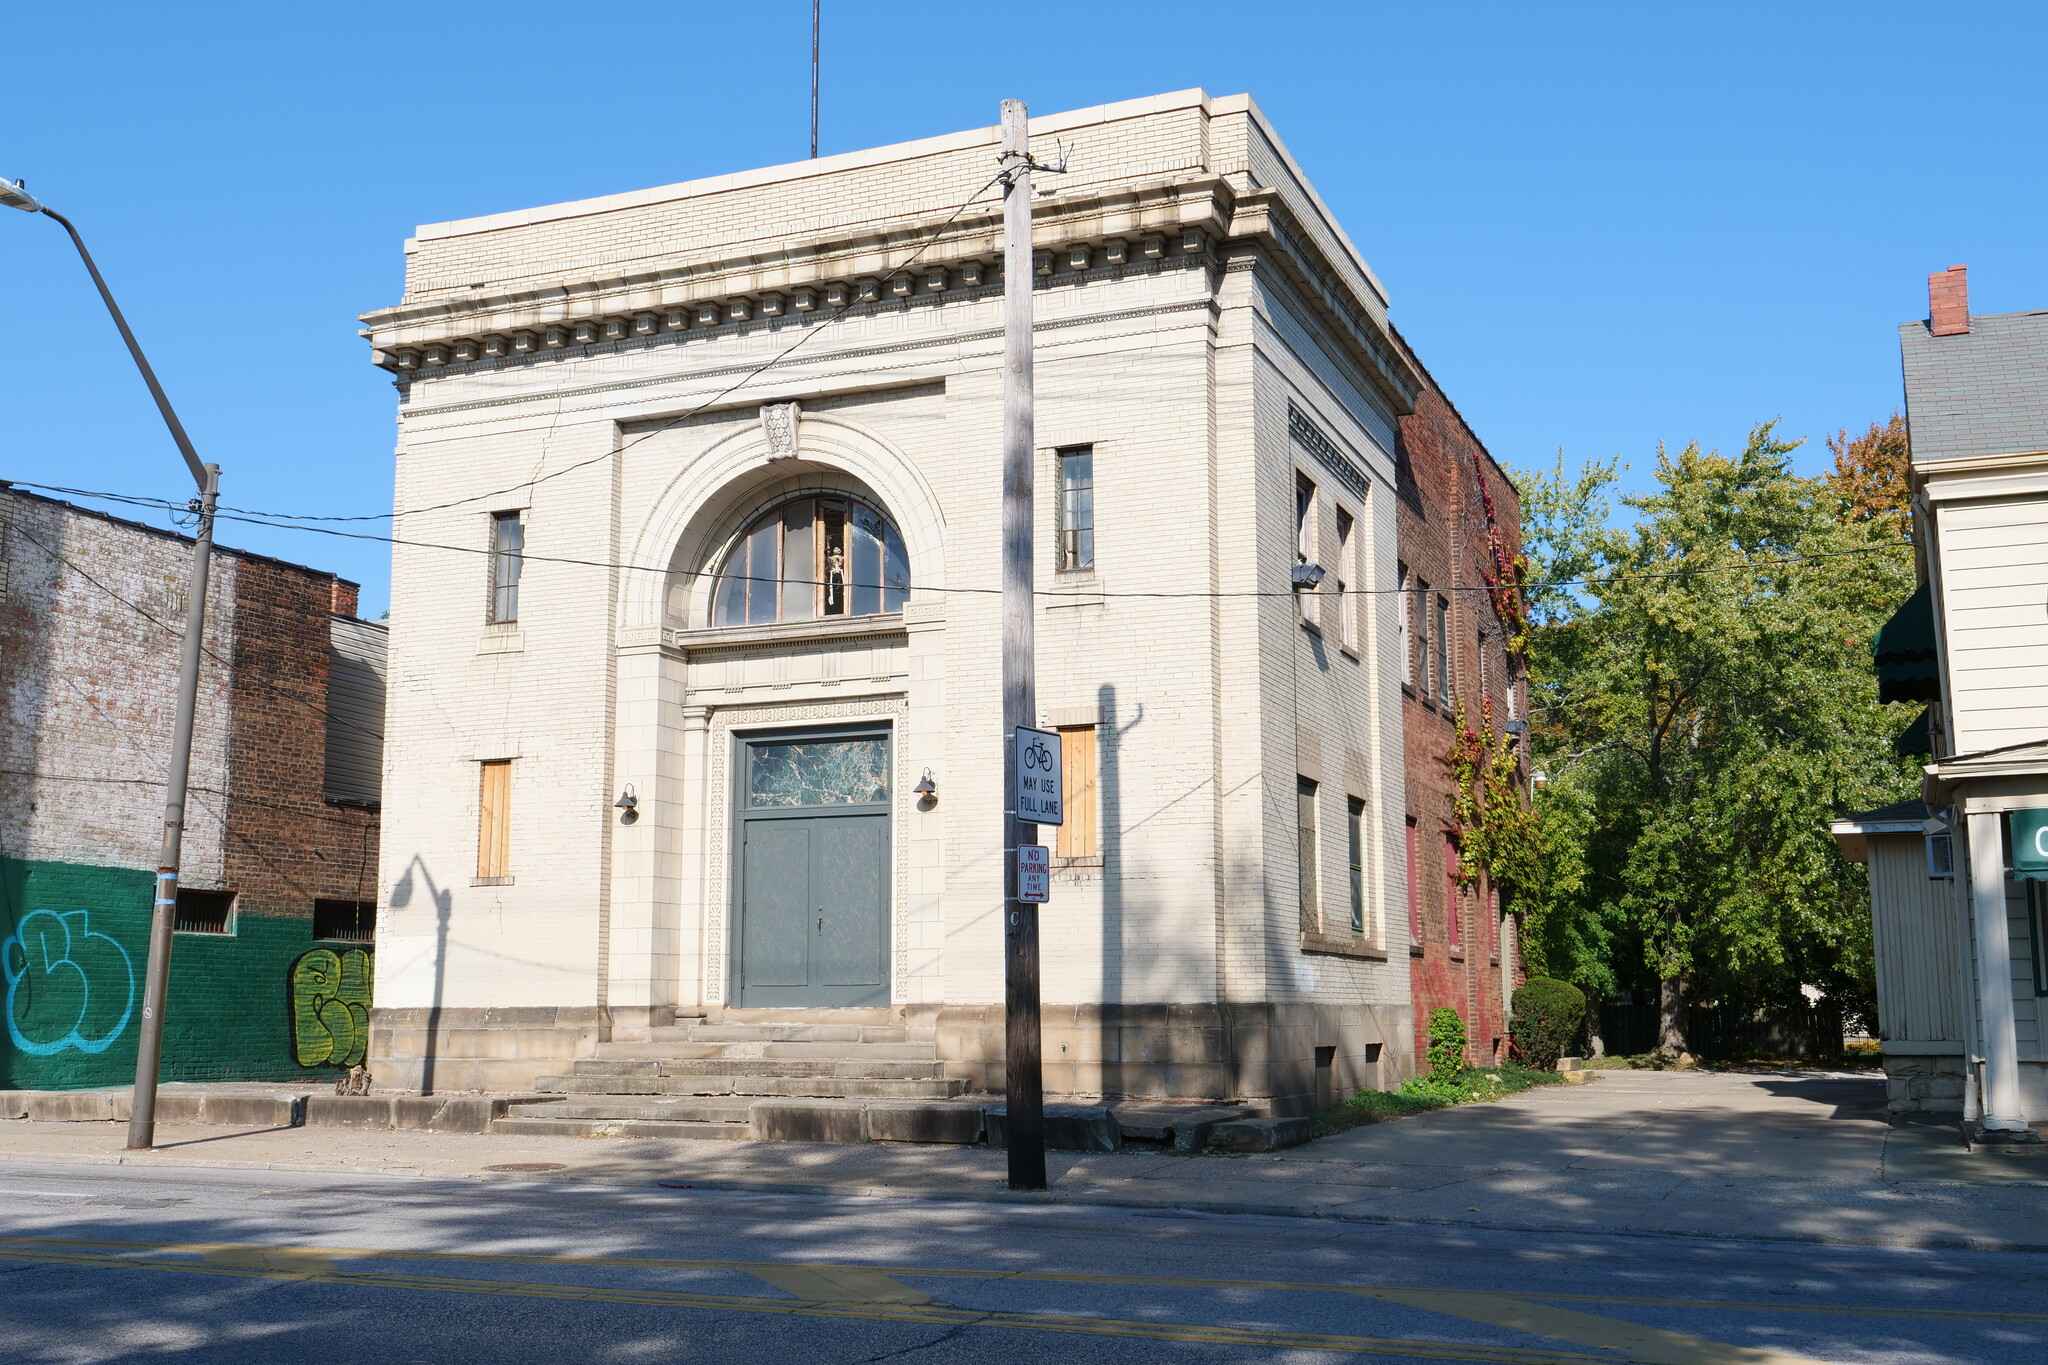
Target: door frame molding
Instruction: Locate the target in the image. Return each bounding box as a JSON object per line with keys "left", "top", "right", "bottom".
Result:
{"left": 702, "top": 697, "right": 908, "bottom": 1008}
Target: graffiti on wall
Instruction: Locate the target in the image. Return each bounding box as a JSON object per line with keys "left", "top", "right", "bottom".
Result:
{"left": 289, "top": 947, "right": 372, "bottom": 1069}
{"left": 2, "top": 909, "right": 136, "bottom": 1057}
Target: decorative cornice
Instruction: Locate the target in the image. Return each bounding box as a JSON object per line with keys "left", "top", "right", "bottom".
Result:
{"left": 359, "top": 171, "right": 1418, "bottom": 415}
{"left": 363, "top": 174, "right": 1228, "bottom": 366}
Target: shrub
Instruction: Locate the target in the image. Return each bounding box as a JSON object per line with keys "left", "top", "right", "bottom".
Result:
{"left": 1426, "top": 1007, "right": 1468, "bottom": 1080}
{"left": 1511, "top": 977, "right": 1587, "bottom": 1071}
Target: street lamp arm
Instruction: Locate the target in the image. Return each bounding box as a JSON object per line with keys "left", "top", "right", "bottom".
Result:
{"left": 38, "top": 206, "right": 209, "bottom": 491}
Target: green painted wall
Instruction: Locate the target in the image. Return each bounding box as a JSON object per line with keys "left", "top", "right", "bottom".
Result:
{"left": 1, "top": 857, "right": 369, "bottom": 1091}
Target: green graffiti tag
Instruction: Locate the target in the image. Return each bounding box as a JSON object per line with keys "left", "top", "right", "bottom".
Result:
{"left": 289, "top": 947, "right": 371, "bottom": 1068}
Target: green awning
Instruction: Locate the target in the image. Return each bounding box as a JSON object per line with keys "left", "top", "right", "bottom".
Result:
{"left": 1874, "top": 581, "right": 1940, "bottom": 704}
{"left": 2014, "top": 809, "right": 2048, "bottom": 883}
{"left": 1893, "top": 707, "right": 1932, "bottom": 759}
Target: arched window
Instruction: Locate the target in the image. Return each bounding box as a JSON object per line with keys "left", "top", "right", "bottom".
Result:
{"left": 711, "top": 496, "right": 910, "bottom": 627}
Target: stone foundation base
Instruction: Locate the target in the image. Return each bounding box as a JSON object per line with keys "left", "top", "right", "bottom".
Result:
{"left": 1883, "top": 1051, "right": 1965, "bottom": 1115}
{"left": 368, "top": 1000, "right": 1413, "bottom": 1112}
{"left": 369, "top": 1006, "right": 608, "bottom": 1093}
{"left": 936, "top": 1002, "right": 1411, "bottom": 1116}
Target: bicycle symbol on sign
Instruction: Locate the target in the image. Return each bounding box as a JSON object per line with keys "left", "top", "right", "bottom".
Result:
{"left": 1022, "top": 738, "right": 1054, "bottom": 772}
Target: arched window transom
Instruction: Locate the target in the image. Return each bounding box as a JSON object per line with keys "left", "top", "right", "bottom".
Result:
{"left": 712, "top": 496, "right": 910, "bottom": 627}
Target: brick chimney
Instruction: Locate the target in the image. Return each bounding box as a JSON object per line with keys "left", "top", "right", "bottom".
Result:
{"left": 330, "top": 578, "right": 360, "bottom": 618}
{"left": 1929, "top": 264, "right": 1970, "bottom": 336}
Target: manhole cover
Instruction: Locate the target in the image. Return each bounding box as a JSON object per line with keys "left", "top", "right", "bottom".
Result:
{"left": 484, "top": 1162, "right": 567, "bottom": 1172}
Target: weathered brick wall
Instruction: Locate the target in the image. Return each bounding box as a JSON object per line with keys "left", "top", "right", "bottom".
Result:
{"left": 1392, "top": 342, "right": 1527, "bottom": 1068}
{"left": 0, "top": 489, "right": 380, "bottom": 1089}
{"left": 223, "top": 554, "right": 381, "bottom": 919}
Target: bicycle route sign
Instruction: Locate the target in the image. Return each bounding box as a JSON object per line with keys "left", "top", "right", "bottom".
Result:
{"left": 1013, "top": 725, "right": 1063, "bottom": 826}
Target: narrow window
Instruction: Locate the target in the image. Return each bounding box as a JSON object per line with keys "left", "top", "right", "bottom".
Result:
{"left": 314, "top": 899, "right": 377, "bottom": 943}
{"left": 174, "top": 889, "right": 234, "bottom": 935}
{"left": 1397, "top": 562, "right": 1413, "bottom": 685}
{"left": 1056, "top": 725, "right": 1099, "bottom": 859}
{"left": 1294, "top": 475, "right": 1318, "bottom": 623}
{"left": 1405, "top": 817, "right": 1421, "bottom": 941}
{"left": 1488, "top": 884, "right": 1501, "bottom": 962}
{"left": 1415, "top": 576, "right": 1432, "bottom": 696}
{"left": 1445, "top": 835, "right": 1462, "bottom": 951}
{"left": 478, "top": 760, "right": 512, "bottom": 881}
{"left": 1335, "top": 508, "right": 1356, "bottom": 648}
{"left": 1347, "top": 797, "right": 1366, "bottom": 935}
{"left": 1057, "top": 446, "right": 1095, "bottom": 572}
{"left": 1435, "top": 595, "right": 1452, "bottom": 705}
{"left": 489, "top": 511, "right": 524, "bottom": 624}
{"left": 1298, "top": 777, "right": 1320, "bottom": 932}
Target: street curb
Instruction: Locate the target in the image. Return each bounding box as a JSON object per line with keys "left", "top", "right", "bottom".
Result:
{"left": 5, "top": 1147, "right": 2047, "bottom": 1255}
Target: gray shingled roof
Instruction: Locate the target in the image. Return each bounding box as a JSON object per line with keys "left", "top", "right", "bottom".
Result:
{"left": 1899, "top": 308, "right": 2048, "bottom": 464}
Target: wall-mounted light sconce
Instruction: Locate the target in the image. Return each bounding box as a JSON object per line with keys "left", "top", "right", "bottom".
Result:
{"left": 1503, "top": 717, "right": 1529, "bottom": 736}
{"left": 615, "top": 785, "right": 639, "bottom": 824}
{"left": 1530, "top": 770, "right": 1549, "bottom": 792}
{"left": 914, "top": 770, "right": 937, "bottom": 807}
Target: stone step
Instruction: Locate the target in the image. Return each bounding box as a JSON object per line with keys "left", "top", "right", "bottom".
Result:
{"left": 489, "top": 1115, "right": 749, "bottom": 1141}
{"left": 583, "top": 1044, "right": 938, "bottom": 1069}
{"left": 712, "top": 1007, "right": 906, "bottom": 1025}
{"left": 507, "top": 1099, "right": 754, "bottom": 1124}
{"left": 569, "top": 1058, "right": 944, "bottom": 1081}
{"left": 659, "top": 1023, "right": 912, "bottom": 1044}
{"left": 536, "top": 1074, "right": 966, "bottom": 1100}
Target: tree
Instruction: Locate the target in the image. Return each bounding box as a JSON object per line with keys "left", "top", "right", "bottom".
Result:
{"left": 1825, "top": 414, "right": 1912, "bottom": 543}
{"left": 1515, "top": 424, "right": 1916, "bottom": 1055}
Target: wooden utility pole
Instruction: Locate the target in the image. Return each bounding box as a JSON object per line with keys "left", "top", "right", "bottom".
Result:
{"left": 998, "top": 97, "right": 1046, "bottom": 1191}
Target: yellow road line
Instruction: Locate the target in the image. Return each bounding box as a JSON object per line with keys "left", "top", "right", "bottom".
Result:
{"left": 745, "top": 1264, "right": 932, "bottom": 1304}
{"left": 1364, "top": 1288, "right": 1823, "bottom": 1365}
{"left": 2, "top": 1233, "right": 2030, "bottom": 1327}
{"left": 0, "top": 1245, "right": 1617, "bottom": 1365}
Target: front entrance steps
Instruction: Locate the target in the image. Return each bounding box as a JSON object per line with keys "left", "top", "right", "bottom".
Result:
{"left": 492, "top": 1010, "right": 984, "bottom": 1141}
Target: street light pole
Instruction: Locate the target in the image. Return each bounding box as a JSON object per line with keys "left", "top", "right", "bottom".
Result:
{"left": 3, "top": 178, "right": 221, "bottom": 1150}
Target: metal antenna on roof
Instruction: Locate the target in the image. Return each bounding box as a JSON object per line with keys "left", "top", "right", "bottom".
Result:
{"left": 810, "top": 0, "right": 821, "bottom": 159}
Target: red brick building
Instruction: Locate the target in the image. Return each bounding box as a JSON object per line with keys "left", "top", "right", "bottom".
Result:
{"left": 1391, "top": 342, "right": 1527, "bottom": 1069}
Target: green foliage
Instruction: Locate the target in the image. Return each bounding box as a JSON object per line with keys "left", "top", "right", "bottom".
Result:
{"left": 1510, "top": 977, "right": 1587, "bottom": 1070}
{"left": 1426, "top": 1006, "right": 1468, "bottom": 1080}
{"left": 1314, "top": 1064, "right": 1563, "bottom": 1137}
{"left": 1510, "top": 423, "right": 1916, "bottom": 1024}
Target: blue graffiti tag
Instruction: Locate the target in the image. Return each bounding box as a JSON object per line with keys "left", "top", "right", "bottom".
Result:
{"left": 2, "top": 909, "right": 137, "bottom": 1057}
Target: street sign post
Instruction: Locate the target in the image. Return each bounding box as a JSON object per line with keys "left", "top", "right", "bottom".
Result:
{"left": 1014, "top": 725, "right": 1063, "bottom": 826}
{"left": 1017, "top": 844, "right": 1050, "bottom": 903}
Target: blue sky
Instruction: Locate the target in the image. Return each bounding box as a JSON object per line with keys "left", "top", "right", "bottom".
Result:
{"left": 8, "top": 3, "right": 2044, "bottom": 615}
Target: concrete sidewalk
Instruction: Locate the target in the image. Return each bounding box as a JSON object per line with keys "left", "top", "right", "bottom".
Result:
{"left": 6, "top": 1068, "right": 2046, "bottom": 1251}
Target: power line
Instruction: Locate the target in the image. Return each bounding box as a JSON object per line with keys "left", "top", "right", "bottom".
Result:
{"left": 9, "top": 484, "right": 1913, "bottom": 601}
{"left": 10, "top": 524, "right": 386, "bottom": 743}
{"left": 140, "top": 170, "right": 1010, "bottom": 530}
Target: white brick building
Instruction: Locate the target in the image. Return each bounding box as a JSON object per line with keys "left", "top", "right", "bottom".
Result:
{"left": 361, "top": 91, "right": 1427, "bottom": 1111}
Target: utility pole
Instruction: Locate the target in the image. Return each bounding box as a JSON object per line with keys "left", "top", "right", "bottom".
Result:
{"left": 997, "top": 99, "right": 1045, "bottom": 1192}
{"left": 810, "top": 1, "right": 820, "bottom": 159}
{"left": 1, "top": 179, "right": 221, "bottom": 1151}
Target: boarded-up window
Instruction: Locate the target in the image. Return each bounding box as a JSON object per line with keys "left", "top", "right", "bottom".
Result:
{"left": 478, "top": 760, "right": 512, "bottom": 880}
{"left": 1057, "top": 726, "right": 1099, "bottom": 859}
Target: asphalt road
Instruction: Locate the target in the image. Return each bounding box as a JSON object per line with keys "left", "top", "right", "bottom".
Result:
{"left": 1, "top": 1159, "right": 2039, "bottom": 1364}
